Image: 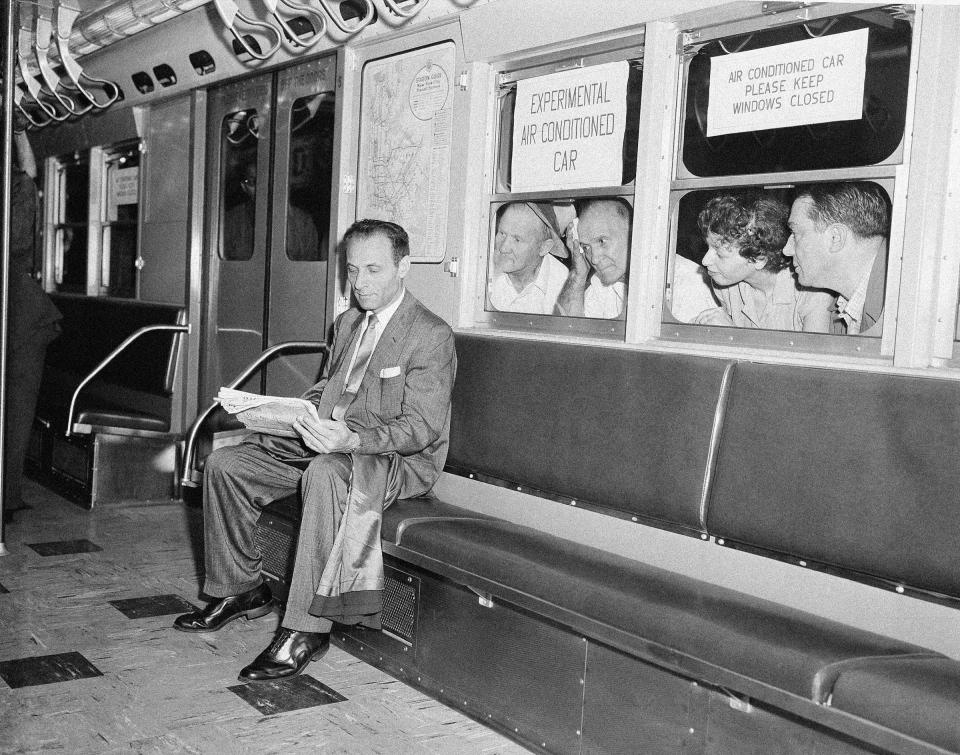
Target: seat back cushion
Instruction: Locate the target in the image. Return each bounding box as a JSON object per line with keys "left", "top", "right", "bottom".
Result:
{"left": 47, "top": 294, "right": 185, "bottom": 396}
{"left": 707, "top": 362, "right": 960, "bottom": 600}
{"left": 449, "top": 335, "right": 730, "bottom": 532}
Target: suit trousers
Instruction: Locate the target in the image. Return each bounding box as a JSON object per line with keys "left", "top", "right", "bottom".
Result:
{"left": 202, "top": 441, "right": 353, "bottom": 634}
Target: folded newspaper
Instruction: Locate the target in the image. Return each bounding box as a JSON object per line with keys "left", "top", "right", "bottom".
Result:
{"left": 217, "top": 387, "right": 318, "bottom": 438}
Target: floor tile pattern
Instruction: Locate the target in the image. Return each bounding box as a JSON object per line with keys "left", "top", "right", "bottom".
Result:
{"left": 109, "top": 594, "right": 199, "bottom": 619}
{"left": 26, "top": 538, "right": 103, "bottom": 556}
{"left": 0, "top": 651, "right": 103, "bottom": 688}
{"left": 0, "top": 480, "right": 528, "bottom": 754}
{"left": 228, "top": 674, "right": 348, "bottom": 715}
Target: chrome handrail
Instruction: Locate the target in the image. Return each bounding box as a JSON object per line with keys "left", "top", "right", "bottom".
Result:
{"left": 65, "top": 323, "right": 190, "bottom": 437}
{"left": 179, "top": 340, "right": 327, "bottom": 488}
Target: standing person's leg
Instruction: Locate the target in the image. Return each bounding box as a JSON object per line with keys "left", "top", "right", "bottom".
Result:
{"left": 174, "top": 440, "right": 304, "bottom": 632}
{"left": 3, "top": 326, "right": 56, "bottom": 518}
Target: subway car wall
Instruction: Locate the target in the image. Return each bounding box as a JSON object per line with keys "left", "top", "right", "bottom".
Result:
{"left": 8, "top": 1, "right": 960, "bottom": 753}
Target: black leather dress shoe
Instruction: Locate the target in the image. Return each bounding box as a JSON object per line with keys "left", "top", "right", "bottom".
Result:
{"left": 238, "top": 628, "right": 330, "bottom": 682}
{"left": 173, "top": 583, "right": 274, "bottom": 633}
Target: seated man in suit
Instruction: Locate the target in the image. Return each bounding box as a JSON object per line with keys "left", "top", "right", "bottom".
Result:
{"left": 174, "top": 219, "right": 457, "bottom": 682}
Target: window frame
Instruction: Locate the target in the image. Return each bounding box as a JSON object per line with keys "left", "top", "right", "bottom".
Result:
{"left": 46, "top": 140, "right": 144, "bottom": 298}
{"left": 475, "top": 34, "right": 645, "bottom": 340}
{"left": 99, "top": 139, "right": 142, "bottom": 298}
{"left": 49, "top": 150, "right": 93, "bottom": 295}
{"left": 656, "top": 4, "right": 917, "bottom": 359}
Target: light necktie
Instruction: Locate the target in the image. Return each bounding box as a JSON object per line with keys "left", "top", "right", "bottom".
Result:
{"left": 331, "top": 313, "right": 378, "bottom": 422}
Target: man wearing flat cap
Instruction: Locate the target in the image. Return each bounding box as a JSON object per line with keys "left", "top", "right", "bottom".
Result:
{"left": 489, "top": 201, "right": 569, "bottom": 315}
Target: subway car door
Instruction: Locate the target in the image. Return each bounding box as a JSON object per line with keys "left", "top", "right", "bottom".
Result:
{"left": 266, "top": 57, "right": 335, "bottom": 397}
{"left": 202, "top": 59, "right": 334, "bottom": 401}
{"left": 204, "top": 76, "right": 272, "bottom": 397}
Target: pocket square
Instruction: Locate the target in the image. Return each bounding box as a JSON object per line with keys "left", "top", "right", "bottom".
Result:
{"left": 379, "top": 366, "right": 402, "bottom": 378}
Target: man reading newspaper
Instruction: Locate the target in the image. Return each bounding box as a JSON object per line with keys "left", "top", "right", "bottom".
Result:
{"left": 175, "top": 220, "right": 456, "bottom": 682}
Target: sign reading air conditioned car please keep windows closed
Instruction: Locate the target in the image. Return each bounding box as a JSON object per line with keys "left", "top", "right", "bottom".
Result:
{"left": 706, "top": 28, "right": 868, "bottom": 137}
{"left": 512, "top": 61, "right": 628, "bottom": 192}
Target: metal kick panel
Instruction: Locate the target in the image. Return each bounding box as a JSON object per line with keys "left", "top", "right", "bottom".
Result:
{"left": 580, "top": 641, "right": 699, "bottom": 754}
{"left": 51, "top": 436, "right": 90, "bottom": 486}
{"left": 581, "top": 643, "right": 878, "bottom": 755}
{"left": 415, "top": 571, "right": 585, "bottom": 754}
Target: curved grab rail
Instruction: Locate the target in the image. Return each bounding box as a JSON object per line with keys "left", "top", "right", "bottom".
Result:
{"left": 316, "top": 0, "right": 375, "bottom": 35}
{"left": 18, "top": 28, "right": 70, "bottom": 122}
{"left": 35, "top": 6, "right": 94, "bottom": 117}
{"left": 65, "top": 324, "right": 190, "bottom": 438}
{"left": 179, "top": 340, "right": 327, "bottom": 488}
{"left": 14, "top": 86, "right": 53, "bottom": 130}
{"left": 265, "top": 0, "right": 328, "bottom": 49}
{"left": 54, "top": 2, "right": 122, "bottom": 109}
{"left": 380, "top": 0, "right": 431, "bottom": 21}
{"left": 214, "top": 0, "right": 283, "bottom": 61}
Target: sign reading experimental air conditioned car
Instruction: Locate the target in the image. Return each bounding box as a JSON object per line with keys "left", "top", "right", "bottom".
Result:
{"left": 511, "top": 61, "right": 628, "bottom": 193}
{"left": 706, "top": 28, "right": 869, "bottom": 137}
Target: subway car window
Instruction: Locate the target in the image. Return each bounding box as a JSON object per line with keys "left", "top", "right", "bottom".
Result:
{"left": 101, "top": 141, "right": 140, "bottom": 297}
{"left": 680, "top": 8, "right": 912, "bottom": 177}
{"left": 665, "top": 182, "right": 890, "bottom": 338}
{"left": 485, "top": 45, "right": 642, "bottom": 338}
{"left": 486, "top": 197, "right": 631, "bottom": 320}
{"left": 285, "top": 93, "right": 334, "bottom": 261}
{"left": 219, "top": 108, "right": 260, "bottom": 261}
{"left": 54, "top": 154, "right": 89, "bottom": 293}
{"left": 496, "top": 60, "right": 642, "bottom": 192}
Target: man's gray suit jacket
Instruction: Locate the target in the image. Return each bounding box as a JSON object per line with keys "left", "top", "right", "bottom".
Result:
{"left": 259, "top": 289, "right": 457, "bottom": 499}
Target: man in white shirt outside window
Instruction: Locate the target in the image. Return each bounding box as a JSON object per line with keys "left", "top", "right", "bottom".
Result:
{"left": 488, "top": 202, "right": 569, "bottom": 315}
{"left": 783, "top": 182, "right": 889, "bottom": 335}
{"left": 556, "top": 198, "right": 630, "bottom": 319}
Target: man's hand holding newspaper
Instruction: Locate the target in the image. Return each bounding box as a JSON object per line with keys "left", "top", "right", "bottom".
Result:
{"left": 217, "top": 388, "right": 320, "bottom": 438}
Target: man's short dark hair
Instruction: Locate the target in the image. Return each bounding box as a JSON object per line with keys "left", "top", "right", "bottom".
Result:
{"left": 343, "top": 219, "right": 410, "bottom": 264}
{"left": 795, "top": 182, "right": 890, "bottom": 239}
{"left": 698, "top": 193, "right": 790, "bottom": 273}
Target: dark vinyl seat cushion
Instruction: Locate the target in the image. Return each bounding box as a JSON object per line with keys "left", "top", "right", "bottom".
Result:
{"left": 449, "top": 335, "right": 730, "bottom": 533}
{"left": 382, "top": 495, "right": 488, "bottom": 543}
{"left": 707, "top": 363, "right": 960, "bottom": 601}
{"left": 830, "top": 657, "right": 960, "bottom": 752}
{"left": 259, "top": 493, "right": 483, "bottom": 545}
{"left": 396, "top": 517, "right": 939, "bottom": 702}
{"left": 74, "top": 407, "right": 169, "bottom": 433}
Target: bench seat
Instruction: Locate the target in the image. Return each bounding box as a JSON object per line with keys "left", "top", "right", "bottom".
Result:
{"left": 392, "top": 516, "right": 941, "bottom": 703}
{"left": 254, "top": 334, "right": 960, "bottom": 753}
{"left": 830, "top": 657, "right": 960, "bottom": 752}
{"left": 30, "top": 295, "right": 186, "bottom": 506}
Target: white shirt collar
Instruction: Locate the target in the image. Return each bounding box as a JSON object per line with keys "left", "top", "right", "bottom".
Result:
{"left": 366, "top": 285, "right": 405, "bottom": 329}
{"left": 835, "top": 258, "right": 875, "bottom": 333}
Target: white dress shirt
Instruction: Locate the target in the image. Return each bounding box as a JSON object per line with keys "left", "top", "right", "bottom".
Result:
{"left": 342, "top": 286, "right": 405, "bottom": 392}
{"left": 489, "top": 254, "right": 568, "bottom": 315}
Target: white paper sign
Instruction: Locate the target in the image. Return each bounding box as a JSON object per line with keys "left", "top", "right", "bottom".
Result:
{"left": 512, "top": 61, "right": 628, "bottom": 192}
{"left": 112, "top": 166, "right": 139, "bottom": 205}
{"left": 707, "top": 28, "right": 868, "bottom": 137}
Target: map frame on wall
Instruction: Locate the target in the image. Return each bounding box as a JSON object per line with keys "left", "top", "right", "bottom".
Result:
{"left": 356, "top": 41, "right": 456, "bottom": 263}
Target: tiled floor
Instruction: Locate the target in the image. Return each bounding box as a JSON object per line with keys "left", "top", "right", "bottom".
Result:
{"left": 0, "top": 479, "right": 527, "bottom": 754}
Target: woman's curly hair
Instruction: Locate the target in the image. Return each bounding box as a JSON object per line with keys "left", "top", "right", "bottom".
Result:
{"left": 697, "top": 193, "right": 791, "bottom": 273}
